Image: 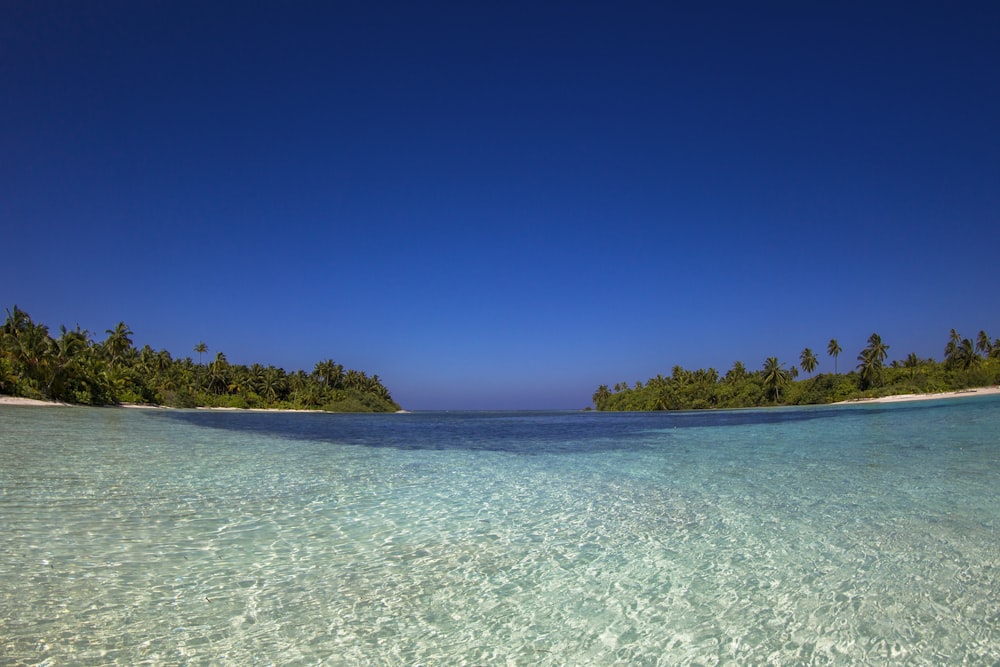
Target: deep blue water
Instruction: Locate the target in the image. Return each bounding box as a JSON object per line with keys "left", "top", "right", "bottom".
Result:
{"left": 1, "top": 397, "right": 998, "bottom": 665}
{"left": 157, "top": 400, "right": 967, "bottom": 452}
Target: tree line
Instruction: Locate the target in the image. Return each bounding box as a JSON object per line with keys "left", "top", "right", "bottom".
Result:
{"left": 0, "top": 306, "right": 400, "bottom": 412}
{"left": 592, "top": 330, "right": 1000, "bottom": 411}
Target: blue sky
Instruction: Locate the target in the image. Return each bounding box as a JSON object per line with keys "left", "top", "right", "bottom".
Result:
{"left": 3, "top": 2, "right": 998, "bottom": 409}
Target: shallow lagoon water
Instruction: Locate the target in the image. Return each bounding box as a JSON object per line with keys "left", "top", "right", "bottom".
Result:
{"left": 1, "top": 398, "right": 998, "bottom": 665}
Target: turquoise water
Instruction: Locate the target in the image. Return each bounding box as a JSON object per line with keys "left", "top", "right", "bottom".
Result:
{"left": 1, "top": 398, "right": 999, "bottom": 666}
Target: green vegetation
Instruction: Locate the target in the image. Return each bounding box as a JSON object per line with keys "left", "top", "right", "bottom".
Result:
{"left": 0, "top": 306, "right": 400, "bottom": 412}
{"left": 592, "top": 329, "right": 1000, "bottom": 411}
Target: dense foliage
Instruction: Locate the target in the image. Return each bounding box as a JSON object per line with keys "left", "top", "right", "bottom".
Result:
{"left": 593, "top": 330, "right": 1000, "bottom": 411}
{"left": 0, "top": 306, "right": 400, "bottom": 412}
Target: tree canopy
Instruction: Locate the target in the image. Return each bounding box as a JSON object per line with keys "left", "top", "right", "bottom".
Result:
{"left": 592, "top": 329, "right": 1000, "bottom": 411}
{"left": 1, "top": 306, "right": 400, "bottom": 412}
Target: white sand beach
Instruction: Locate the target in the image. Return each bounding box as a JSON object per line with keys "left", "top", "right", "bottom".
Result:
{"left": 834, "top": 386, "right": 1000, "bottom": 405}
{"left": 0, "top": 396, "right": 69, "bottom": 407}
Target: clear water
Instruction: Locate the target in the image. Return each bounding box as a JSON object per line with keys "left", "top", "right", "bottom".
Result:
{"left": 1, "top": 398, "right": 999, "bottom": 666}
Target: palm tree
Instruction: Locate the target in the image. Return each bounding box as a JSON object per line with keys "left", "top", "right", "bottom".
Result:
{"left": 963, "top": 338, "right": 980, "bottom": 370}
{"left": 153, "top": 349, "right": 173, "bottom": 373}
{"left": 592, "top": 384, "right": 612, "bottom": 409}
{"left": 207, "top": 352, "right": 230, "bottom": 395}
{"left": 194, "top": 342, "right": 208, "bottom": 365}
{"left": 259, "top": 367, "right": 286, "bottom": 403}
{"left": 903, "top": 352, "right": 921, "bottom": 379}
{"left": 724, "top": 360, "right": 747, "bottom": 384}
{"left": 313, "top": 359, "right": 344, "bottom": 389}
{"left": 671, "top": 365, "right": 691, "bottom": 384}
{"left": 286, "top": 369, "right": 309, "bottom": 397}
{"left": 138, "top": 344, "right": 156, "bottom": 372}
{"left": 227, "top": 366, "right": 251, "bottom": 396}
{"left": 3, "top": 306, "right": 53, "bottom": 389}
{"left": 761, "top": 357, "right": 789, "bottom": 403}
{"left": 103, "top": 322, "right": 134, "bottom": 366}
{"left": 857, "top": 333, "right": 890, "bottom": 389}
{"left": 343, "top": 369, "right": 366, "bottom": 391}
{"left": 369, "top": 382, "right": 392, "bottom": 402}
{"left": 866, "top": 333, "right": 889, "bottom": 365}
{"left": 44, "top": 325, "right": 89, "bottom": 399}
{"left": 800, "top": 348, "right": 818, "bottom": 376}
{"left": 857, "top": 349, "right": 878, "bottom": 389}
{"left": 695, "top": 368, "right": 719, "bottom": 385}
{"left": 827, "top": 339, "right": 842, "bottom": 375}
{"left": 945, "top": 329, "right": 962, "bottom": 360}
{"left": 243, "top": 363, "right": 265, "bottom": 394}
{"left": 976, "top": 330, "right": 992, "bottom": 357}
{"left": 949, "top": 338, "right": 980, "bottom": 371}
{"left": 366, "top": 374, "right": 392, "bottom": 400}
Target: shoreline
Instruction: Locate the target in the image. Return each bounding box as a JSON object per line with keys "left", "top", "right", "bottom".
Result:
{"left": 0, "top": 396, "right": 71, "bottom": 407}
{"left": 831, "top": 386, "right": 1000, "bottom": 405}
{"left": 0, "top": 396, "right": 406, "bottom": 413}
{"left": 4, "top": 388, "right": 1000, "bottom": 411}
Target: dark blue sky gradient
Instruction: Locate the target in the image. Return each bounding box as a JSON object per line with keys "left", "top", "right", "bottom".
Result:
{"left": 3, "top": 2, "right": 998, "bottom": 409}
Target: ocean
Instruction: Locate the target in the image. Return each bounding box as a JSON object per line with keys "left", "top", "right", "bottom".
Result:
{"left": 1, "top": 398, "right": 998, "bottom": 665}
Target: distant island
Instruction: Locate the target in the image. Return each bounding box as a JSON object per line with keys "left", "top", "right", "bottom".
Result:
{"left": 593, "top": 331, "right": 1000, "bottom": 411}
{"left": 0, "top": 306, "right": 400, "bottom": 412}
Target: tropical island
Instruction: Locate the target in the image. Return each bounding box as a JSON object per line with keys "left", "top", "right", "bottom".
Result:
{"left": 0, "top": 306, "right": 400, "bottom": 412}
{"left": 592, "top": 331, "right": 1000, "bottom": 411}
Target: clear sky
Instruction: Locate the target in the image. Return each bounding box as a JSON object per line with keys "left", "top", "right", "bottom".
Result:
{"left": 3, "top": 2, "right": 998, "bottom": 410}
